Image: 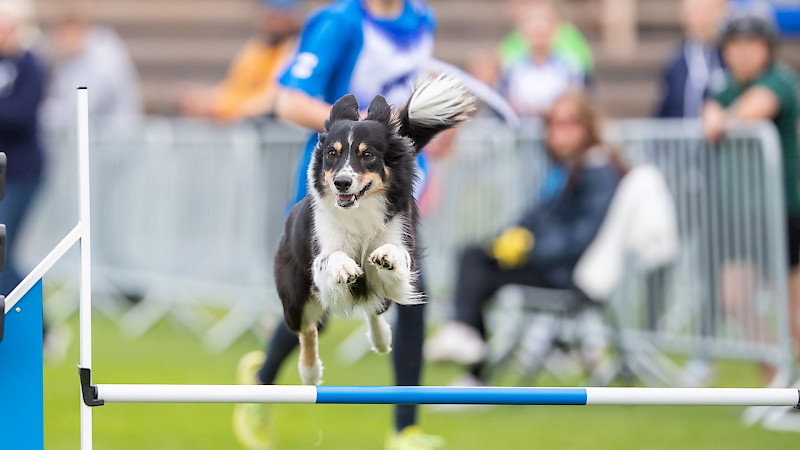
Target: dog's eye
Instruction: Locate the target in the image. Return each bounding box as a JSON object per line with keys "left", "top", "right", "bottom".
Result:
{"left": 327, "top": 149, "right": 338, "bottom": 158}
{"left": 362, "top": 151, "right": 373, "bottom": 160}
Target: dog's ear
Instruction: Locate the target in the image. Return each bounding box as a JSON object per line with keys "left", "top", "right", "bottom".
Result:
{"left": 366, "top": 95, "right": 391, "bottom": 125}
{"left": 324, "top": 94, "right": 360, "bottom": 131}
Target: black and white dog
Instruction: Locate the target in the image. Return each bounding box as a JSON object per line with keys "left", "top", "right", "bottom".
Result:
{"left": 274, "top": 76, "right": 474, "bottom": 384}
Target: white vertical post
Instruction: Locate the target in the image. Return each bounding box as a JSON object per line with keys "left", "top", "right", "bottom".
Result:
{"left": 77, "top": 87, "right": 93, "bottom": 450}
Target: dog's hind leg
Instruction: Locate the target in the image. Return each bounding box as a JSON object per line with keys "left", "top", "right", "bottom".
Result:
{"left": 297, "top": 300, "right": 324, "bottom": 385}
{"left": 368, "top": 244, "right": 420, "bottom": 305}
{"left": 365, "top": 307, "right": 393, "bottom": 354}
{"left": 298, "top": 324, "right": 323, "bottom": 385}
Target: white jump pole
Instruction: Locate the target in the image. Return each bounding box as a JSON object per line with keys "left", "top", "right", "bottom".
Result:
{"left": 89, "top": 385, "right": 800, "bottom": 407}
{"left": 77, "top": 87, "right": 94, "bottom": 450}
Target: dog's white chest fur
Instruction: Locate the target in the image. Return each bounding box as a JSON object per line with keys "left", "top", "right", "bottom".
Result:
{"left": 310, "top": 196, "right": 417, "bottom": 317}
{"left": 314, "top": 195, "right": 390, "bottom": 260}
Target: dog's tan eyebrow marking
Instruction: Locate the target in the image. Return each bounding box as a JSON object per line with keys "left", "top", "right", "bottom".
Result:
{"left": 332, "top": 141, "right": 342, "bottom": 151}
{"left": 358, "top": 142, "right": 368, "bottom": 153}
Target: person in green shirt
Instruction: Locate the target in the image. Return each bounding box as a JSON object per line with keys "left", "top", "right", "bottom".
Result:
{"left": 500, "top": 0, "right": 594, "bottom": 77}
{"left": 703, "top": 11, "right": 800, "bottom": 377}
{"left": 466, "top": 0, "right": 593, "bottom": 95}
{"left": 498, "top": 21, "right": 592, "bottom": 78}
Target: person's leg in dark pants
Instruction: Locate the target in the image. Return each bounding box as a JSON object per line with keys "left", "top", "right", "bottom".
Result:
{"left": 453, "top": 246, "right": 517, "bottom": 338}
{"left": 444, "top": 246, "right": 553, "bottom": 380}
{"left": 257, "top": 322, "right": 299, "bottom": 385}
{"left": 392, "top": 271, "right": 426, "bottom": 432}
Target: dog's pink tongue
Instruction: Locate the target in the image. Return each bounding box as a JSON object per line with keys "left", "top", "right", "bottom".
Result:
{"left": 338, "top": 194, "right": 354, "bottom": 201}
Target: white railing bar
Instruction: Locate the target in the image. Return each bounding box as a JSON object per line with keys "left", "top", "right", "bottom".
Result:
{"left": 4, "top": 223, "right": 82, "bottom": 314}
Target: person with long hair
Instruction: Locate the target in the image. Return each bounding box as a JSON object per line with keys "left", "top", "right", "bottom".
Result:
{"left": 424, "top": 92, "right": 625, "bottom": 382}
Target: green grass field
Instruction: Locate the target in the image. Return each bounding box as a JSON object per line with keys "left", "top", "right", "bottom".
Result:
{"left": 43, "top": 315, "right": 799, "bottom": 449}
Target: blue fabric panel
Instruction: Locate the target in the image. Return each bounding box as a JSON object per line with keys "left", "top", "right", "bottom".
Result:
{"left": 0, "top": 280, "right": 44, "bottom": 450}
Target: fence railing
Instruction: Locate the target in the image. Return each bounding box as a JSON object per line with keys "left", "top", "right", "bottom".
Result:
{"left": 19, "top": 117, "right": 794, "bottom": 378}
{"left": 610, "top": 120, "right": 792, "bottom": 375}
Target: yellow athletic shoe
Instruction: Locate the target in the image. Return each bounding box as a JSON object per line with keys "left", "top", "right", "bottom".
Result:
{"left": 233, "top": 351, "right": 272, "bottom": 449}
{"left": 385, "top": 426, "right": 445, "bottom": 450}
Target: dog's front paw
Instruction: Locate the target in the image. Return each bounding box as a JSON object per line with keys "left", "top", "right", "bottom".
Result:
{"left": 329, "top": 252, "right": 363, "bottom": 284}
{"left": 369, "top": 244, "right": 407, "bottom": 271}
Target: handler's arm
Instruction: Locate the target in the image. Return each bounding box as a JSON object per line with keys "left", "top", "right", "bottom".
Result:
{"left": 275, "top": 88, "right": 332, "bottom": 132}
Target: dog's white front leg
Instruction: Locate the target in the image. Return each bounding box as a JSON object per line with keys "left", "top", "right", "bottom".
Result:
{"left": 368, "top": 244, "right": 418, "bottom": 304}
{"left": 365, "top": 311, "right": 392, "bottom": 354}
{"left": 313, "top": 251, "right": 362, "bottom": 310}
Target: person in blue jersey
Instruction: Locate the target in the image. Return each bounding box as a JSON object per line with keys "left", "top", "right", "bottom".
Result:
{"left": 234, "top": 2, "right": 443, "bottom": 449}
{"left": 280, "top": 0, "right": 435, "bottom": 208}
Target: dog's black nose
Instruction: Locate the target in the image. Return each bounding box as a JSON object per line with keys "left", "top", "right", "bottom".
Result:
{"left": 333, "top": 176, "right": 352, "bottom": 192}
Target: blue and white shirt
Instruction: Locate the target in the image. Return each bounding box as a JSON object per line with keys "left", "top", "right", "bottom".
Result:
{"left": 279, "top": 0, "right": 436, "bottom": 206}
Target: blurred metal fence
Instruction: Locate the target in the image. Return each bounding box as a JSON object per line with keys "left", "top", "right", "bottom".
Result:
{"left": 21, "top": 119, "right": 306, "bottom": 350}
{"left": 19, "top": 117, "right": 794, "bottom": 381}
{"left": 610, "top": 120, "right": 793, "bottom": 384}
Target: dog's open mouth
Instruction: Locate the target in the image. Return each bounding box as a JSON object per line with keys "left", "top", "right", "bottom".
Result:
{"left": 336, "top": 182, "right": 372, "bottom": 208}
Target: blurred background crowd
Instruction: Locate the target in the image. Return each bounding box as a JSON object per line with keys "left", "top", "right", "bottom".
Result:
{"left": 7, "top": 0, "right": 798, "bottom": 118}
{"left": 4, "top": 0, "right": 800, "bottom": 447}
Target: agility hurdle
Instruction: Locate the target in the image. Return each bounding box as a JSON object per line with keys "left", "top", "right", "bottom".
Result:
{"left": 2, "top": 88, "right": 798, "bottom": 450}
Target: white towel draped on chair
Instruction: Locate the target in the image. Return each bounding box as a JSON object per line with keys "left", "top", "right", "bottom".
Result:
{"left": 573, "top": 164, "right": 679, "bottom": 301}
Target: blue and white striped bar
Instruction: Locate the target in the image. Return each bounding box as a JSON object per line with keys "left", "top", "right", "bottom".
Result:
{"left": 93, "top": 385, "right": 800, "bottom": 407}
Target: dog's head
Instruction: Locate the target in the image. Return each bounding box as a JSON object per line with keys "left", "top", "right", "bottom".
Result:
{"left": 311, "top": 94, "right": 414, "bottom": 209}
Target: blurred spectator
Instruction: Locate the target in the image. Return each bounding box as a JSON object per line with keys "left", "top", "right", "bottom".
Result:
{"left": 468, "top": 0, "right": 589, "bottom": 118}
{"left": 41, "top": 4, "right": 142, "bottom": 130}
{"left": 498, "top": 1, "right": 586, "bottom": 117}
{"left": 703, "top": 11, "right": 800, "bottom": 380}
{"left": 424, "top": 92, "right": 624, "bottom": 382}
{"left": 177, "top": 0, "right": 301, "bottom": 122}
{"left": 656, "top": 0, "right": 727, "bottom": 118}
{"left": 499, "top": 0, "right": 593, "bottom": 79}
{"left": 0, "top": 0, "right": 45, "bottom": 295}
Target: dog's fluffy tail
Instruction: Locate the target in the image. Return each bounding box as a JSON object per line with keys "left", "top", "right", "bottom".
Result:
{"left": 396, "top": 74, "right": 475, "bottom": 153}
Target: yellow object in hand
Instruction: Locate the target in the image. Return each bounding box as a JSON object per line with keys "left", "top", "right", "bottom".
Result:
{"left": 490, "top": 226, "right": 535, "bottom": 269}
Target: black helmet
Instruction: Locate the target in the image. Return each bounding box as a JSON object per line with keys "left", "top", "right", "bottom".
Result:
{"left": 720, "top": 11, "right": 779, "bottom": 50}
